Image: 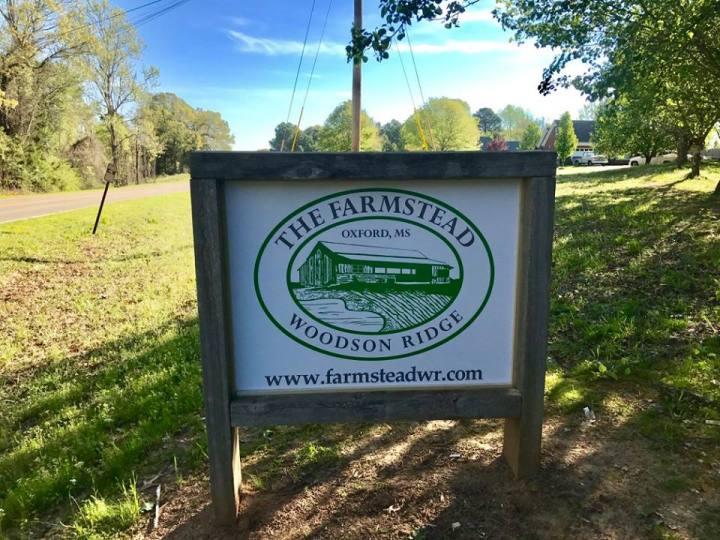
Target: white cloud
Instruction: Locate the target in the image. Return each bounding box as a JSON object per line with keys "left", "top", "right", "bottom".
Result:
{"left": 395, "top": 39, "right": 516, "bottom": 54}
{"left": 228, "top": 29, "right": 518, "bottom": 57}
{"left": 226, "top": 30, "right": 345, "bottom": 56}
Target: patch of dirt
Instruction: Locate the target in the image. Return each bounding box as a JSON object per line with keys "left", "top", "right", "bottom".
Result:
{"left": 132, "top": 414, "right": 719, "bottom": 540}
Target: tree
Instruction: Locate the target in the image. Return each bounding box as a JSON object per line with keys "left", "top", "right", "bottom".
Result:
{"left": 380, "top": 119, "right": 404, "bottom": 151}
{"left": 473, "top": 107, "right": 502, "bottom": 134}
{"left": 85, "top": 0, "right": 157, "bottom": 184}
{"left": 497, "top": 104, "right": 534, "bottom": 140}
{"left": 193, "top": 109, "right": 234, "bottom": 151}
{"left": 593, "top": 96, "right": 674, "bottom": 164}
{"left": 269, "top": 122, "right": 317, "bottom": 152}
{"left": 555, "top": 112, "right": 578, "bottom": 165}
{"left": 519, "top": 122, "right": 542, "bottom": 150}
{"left": 578, "top": 101, "right": 602, "bottom": 121}
{"left": 316, "top": 101, "right": 381, "bottom": 151}
{"left": 486, "top": 134, "right": 508, "bottom": 152}
{"left": 401, "top": 97, "right": 478, "bottom": 151}
{"left": 0, "top": 0, "right": 87, "bottom": 190}
{"left": 144, "top": 92, "right": 233, "bottom": 174}
{"left": 494, "top": 0, "right": 720, "bottom": 179}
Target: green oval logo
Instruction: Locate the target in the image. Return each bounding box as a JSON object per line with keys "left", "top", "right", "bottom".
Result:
{"left": 254, "top": 188, "right": 494, "bottom": 361}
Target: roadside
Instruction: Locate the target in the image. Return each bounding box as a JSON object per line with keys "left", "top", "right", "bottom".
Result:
{"left": 0, "top": 174, "right": 189, "bottom": 223}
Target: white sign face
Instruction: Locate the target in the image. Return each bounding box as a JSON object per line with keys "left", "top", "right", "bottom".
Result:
{"left": 225, "top": 180, "right": 520, "bottom": 394}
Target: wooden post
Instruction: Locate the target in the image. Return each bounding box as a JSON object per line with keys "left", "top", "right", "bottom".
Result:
{"left": 351, "top": 0, "right": 362, "bottom": 152}
{"left": 503, "top": 175, "right": 556, "bottom": 477}
{"left": 190, "top": 178, "right": 241, "bottom": 524}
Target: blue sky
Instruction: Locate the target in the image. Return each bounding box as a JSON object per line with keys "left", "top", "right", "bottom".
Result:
{"left": 118, "top": 0, "right": 588, "bottom": 149}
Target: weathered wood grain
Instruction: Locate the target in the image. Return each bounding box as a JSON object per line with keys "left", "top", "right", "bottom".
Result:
{"left": 190, "top": 178, "right": 241, "bottom": 525}
{"left": 503, "top": 175, "right": 556, "bottom": 478}
{"left": 190, "top": 151, "right": 557, "bottom": 181}
{"left": 230, "top": 387, "right": 521, "bottom": 426}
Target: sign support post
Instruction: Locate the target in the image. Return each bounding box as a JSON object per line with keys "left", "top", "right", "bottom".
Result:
{"left": 190, "top": 152, "right": 556, "bottom": 525}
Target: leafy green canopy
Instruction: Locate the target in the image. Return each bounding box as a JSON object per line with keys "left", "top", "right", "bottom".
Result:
{"left": 316, "top": 101, "right": 382, "bottom": 151}
{"left": 519, "top": 122, "right": 543, "bottom": 150}
{"left": 593, "top": 97, "right": 674, "bottom": 162}
{"left": 555, "top": 112, "right": 578, "bottom": 163}
{"left": 473, "top": 107, "right": 502, "bottom": 134}
{"left": 401, "top": 97, "right": 479, "bottom": 150}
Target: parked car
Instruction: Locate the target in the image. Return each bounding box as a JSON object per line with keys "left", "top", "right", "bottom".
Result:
{"left": 629, "top": 153, "right": 678, "bottom": 166}
{"left": 571, "top": 151, "right": 593, "bottom": 165}
{"left": 571, "top": 151, "right": 608, "bottom": 166}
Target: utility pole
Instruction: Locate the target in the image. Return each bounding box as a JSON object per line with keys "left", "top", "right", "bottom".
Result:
{"left": 351, "top": 0, "right": 361, "bottom": 152}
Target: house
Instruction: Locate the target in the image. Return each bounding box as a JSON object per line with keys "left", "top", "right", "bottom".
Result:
{"left": 297, "top": 241, "right": 452, "bottom": 287}
{"left": 540, "top": 120, "right": 596, "bottom": 151}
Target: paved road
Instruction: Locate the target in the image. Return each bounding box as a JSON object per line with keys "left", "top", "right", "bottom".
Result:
{"left": 0, "top": 181, "right": 189, "bottom": 224}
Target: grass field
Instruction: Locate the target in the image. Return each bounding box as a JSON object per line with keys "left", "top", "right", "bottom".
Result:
{"left": 1, "top": 164, "right": 719, "bottom": 538}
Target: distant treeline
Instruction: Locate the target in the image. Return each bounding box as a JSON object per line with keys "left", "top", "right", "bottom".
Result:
{"left": 269, "top": 100, "right": 547, "bottom": 153}
{"left": 0, "top": 1, "right": 233, "bottom": 192}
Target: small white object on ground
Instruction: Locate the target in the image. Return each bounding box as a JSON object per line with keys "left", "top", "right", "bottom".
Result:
{"left": 452, "top": 522, "right": 461, "bottom": 531}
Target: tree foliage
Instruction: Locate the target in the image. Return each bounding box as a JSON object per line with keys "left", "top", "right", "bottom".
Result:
{"left": 268, "top": 122, "right": 318, "bottom": 152}
{"left": 495, "top": 0, "right": 720, "bottom": 178}
{"left": 473, "top": 107, "right": 502, "bottom": 134}
{"left": 380, "top": 119, "right": 405, "bottom": 152}
{"left": 401, "top": 97, "right": 478, "bottom": 151}
{"left": 593, "top": 97, "right": 674, "bottom": 163}
{"left": 519, "top": 122, "right": 542, "bottom": 150}
{"left": 316, "top": 101, "right": 382, "bottom": 152}
{"left": 555, "top": 112, "right": 578, "bottom": 164}
{"left": 497, "top": 104, "right": 535, "bottom": 140}
{"left": 0, "top": 1, "right": 234, "bottom": 191}
{"left": 143, "top": 92, "right": 233, "bottom": 174}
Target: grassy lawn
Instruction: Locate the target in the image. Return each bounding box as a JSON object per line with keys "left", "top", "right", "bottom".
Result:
{"left": 1, "top": 164, "right": 719, "bottom": 538}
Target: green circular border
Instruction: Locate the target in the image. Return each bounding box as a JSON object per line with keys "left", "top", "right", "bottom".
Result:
{"left": 253, "top": 187, "right": 495, "bottom": 361}
{"left": 286, "top": 215, "right": 465, "bottom": 335}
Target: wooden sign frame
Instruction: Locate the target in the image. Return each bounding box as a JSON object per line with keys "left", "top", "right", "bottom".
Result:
{"left": 190, "top": 151, "right": 556, "bottom": 524}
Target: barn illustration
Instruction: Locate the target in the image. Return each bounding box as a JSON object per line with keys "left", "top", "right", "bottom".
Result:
{"left": 296, "top": 241, "right": 452, "bottom": 287}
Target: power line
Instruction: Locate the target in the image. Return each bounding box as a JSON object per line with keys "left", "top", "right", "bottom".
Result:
{"left": 50, "top": 0, "right": 174, "bottom": 38}
{"left": 280, "top": 0, "right": 317, "bottom": 152}
{"left": 292, "top": 0, "right": 334, "bottom": 152}
{"left": 396, "top": 43, "right": 430, "bottom": 150}
{"left": 132, "top": 0, "right": 194, "bottom": 27}
{"left": 405, "top": 31, "right": 436, "bottom": 150}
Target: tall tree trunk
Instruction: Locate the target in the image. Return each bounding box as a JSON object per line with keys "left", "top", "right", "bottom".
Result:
{"left": 690, "top": 152, "right": 701, "bottom": 178}
{"left": 108, "top": 120, "right": 120, "bottom": 185}
{"left": 676, "top": 132, "right": 689, "bottom": 167}
{"left": 688, "top": 137, "right": 704, "bottom": 178}
{"left": 713, "top": 180, "right": 720, "bottom": 199}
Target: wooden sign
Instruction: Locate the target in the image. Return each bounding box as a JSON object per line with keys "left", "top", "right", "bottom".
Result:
{"left": 190, "top": 152, "right": 556, "bottom": 524}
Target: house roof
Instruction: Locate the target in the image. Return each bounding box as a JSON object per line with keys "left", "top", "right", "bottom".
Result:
{"left": 572, "top": 120, "right": 595, "bottom": 143}
{"left": 316, "top": 241, "right": 451, "bottom": 267}
{"left": 540, "top": 120, "right": 596, "bottom": 147}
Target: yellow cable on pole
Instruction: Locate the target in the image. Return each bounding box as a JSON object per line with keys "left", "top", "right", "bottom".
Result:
{"left": 406, "top": 31, "right": 435, "bottom": 150}
{"left": 397, "top": 45, "right": 429, "bottom": 150}
{"left": 291, "top": 107, "right": 305, "bottom": 152}
{"left": 413, "top": 111, "right": 429, "bottom": 150}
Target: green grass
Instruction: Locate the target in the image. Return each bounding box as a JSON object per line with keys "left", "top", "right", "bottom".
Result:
{"left": 549, "top": 163, "right": 720, "bottom": 441}
{"left": 1, "top": 163, "right": 719, "bottom": 537}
